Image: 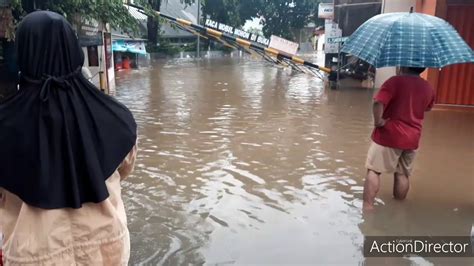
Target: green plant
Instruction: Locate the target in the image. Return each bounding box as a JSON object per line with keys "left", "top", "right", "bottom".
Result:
{"left": 202, "top": 0, "right": 324, "bottom": 41}
{"left": 10, "top": 0, "right": 140, "bottom": 36}
{"left": 50, "top": 0, "right": 139, "bottom": 33}
{"left": 0, "top": 1, "right": 21, "bottom": 42}
{"left": 134, "top": 0, "right": 196, "bottom": 51}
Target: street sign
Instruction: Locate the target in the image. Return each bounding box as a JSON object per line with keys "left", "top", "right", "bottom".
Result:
{"left": 324, "top": 19, "right": 341, "bottom": 54}
{"left": 76, "top": 18, "right": 103, "bottom": 47}
{"left": 327, "top": 36, "right": 349, "bottom": 44}
{"left": 318, "top": 3, "right": 334, "bottom": 19}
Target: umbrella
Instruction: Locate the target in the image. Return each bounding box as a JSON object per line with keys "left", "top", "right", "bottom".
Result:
{"left": 341, "top": 11, "right": 474, "bottom": 68}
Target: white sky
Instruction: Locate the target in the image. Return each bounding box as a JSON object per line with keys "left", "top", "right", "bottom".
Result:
{"left": 243, "top": 17, "right": 263, "bottom": 32}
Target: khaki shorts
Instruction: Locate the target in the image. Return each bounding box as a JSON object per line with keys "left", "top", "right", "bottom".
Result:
{"left": 365, "top": 141, "right": 417, "bottom": 176}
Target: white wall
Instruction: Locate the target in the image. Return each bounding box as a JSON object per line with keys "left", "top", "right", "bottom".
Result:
{"left": 82, "top": 47, "right": 103, "bottom": 88}
{"left": 375, "top": 0, "right": 417, "bottom": 88}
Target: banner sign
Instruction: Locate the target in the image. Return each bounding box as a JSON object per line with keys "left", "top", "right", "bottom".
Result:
{"left": 269, "top": 35, "right": 299, "bottom": 55}
{"left": 205, "top": 18, "right": 270, "bottom": 46}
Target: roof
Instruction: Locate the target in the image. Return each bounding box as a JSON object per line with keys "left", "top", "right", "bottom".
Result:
{"left": 112, "top": 33, "right": 147, "bottom": 41}
{"left": 123, "top": 0, "right": 201, "bottom": 38}
{"left": 160, "top": 0, "right": 200, "bottom": 38}
{"left": 125, "top": 5, "right": 148, "bottom": 21}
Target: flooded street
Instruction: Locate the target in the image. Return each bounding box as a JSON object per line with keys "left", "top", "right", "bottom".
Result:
{"left": 115, "top": 58, "right": 473, "bottom": 265}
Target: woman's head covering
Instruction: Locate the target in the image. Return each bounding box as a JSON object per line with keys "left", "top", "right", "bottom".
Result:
{"left": 0, "top": 11, "right": 137, "bottom": 209}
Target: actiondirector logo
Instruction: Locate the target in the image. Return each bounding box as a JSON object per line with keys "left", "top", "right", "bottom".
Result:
{"left": 364, "top": 236, "right": 474, "bottom": 257}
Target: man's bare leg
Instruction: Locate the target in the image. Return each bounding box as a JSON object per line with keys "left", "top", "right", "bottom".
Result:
{"left": 363, "top": 170, "right": 381, "bottom": 210}
{"left": 393, "top": 173, "right": 409, "bottom": 200}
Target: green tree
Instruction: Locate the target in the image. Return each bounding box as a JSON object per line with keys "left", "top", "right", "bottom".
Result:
{"left": 202, "top": 0, "right": 258, "bottom": 28}
{"left": 257, "top": 0, "right": 322, "bottom": 41}
{"left": 134, "top": 0, "right": 195, "bottom": 50}
{"left": 143, "top": 0, "right": 161, "bottom": 51}
{"left": 13, "top": 0, "right": 140, "bottom": 35}
{"left": 202, "top": 0, "right": 323, "bottom": 41}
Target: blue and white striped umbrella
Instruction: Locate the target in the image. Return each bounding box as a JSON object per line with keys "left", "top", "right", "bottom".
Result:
{"left": 341, "top": 11, "right": 474, "bottom": 68}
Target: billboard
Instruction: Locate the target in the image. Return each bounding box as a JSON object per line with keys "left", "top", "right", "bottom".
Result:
{"left": 269, "top": 35, "right": 299, "bottom": 55}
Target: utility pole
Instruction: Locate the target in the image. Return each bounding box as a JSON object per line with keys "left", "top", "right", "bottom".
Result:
{"left": 196, "top": 0, "right": 201, "bottom": 58}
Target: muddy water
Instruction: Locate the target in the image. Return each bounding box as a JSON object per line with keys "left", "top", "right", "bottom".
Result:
{"left": 115, "top": 58, "right": 474, "bottom": 265}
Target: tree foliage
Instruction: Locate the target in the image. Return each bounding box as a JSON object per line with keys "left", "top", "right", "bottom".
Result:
{"left": 133, "top": 0, "right": 196, "bottom": 49}
{"left": 11, "top": 0, "right": 141, "bottom": 34}
{"left": 202, "top": 0, "right": 323, "bottom": 41}
{"left": 257, "top": 0, "right": 322, "bottom": 41}
{"left": 202, "top": 0, "right": 258, "bottom": 28}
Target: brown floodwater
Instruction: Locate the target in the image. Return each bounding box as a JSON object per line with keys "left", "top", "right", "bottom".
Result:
{"left": 115, "top": 58, "right": 474, "bottom": 265}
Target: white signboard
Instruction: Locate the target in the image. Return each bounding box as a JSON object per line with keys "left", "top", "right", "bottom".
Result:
{"left": 108, "top": 67, "right": 116, "bottom": 94}
{"left": 269, "top": 35, "right": 299, "bottom": 55}
{"left": 326, "top": 36, "right": 349, "bottom": 44}
{"left": 205, "top": 18, "right": 270, "bottom": 46}
{"left": 318, "top": 3, "right": 334, "bottom": 19}
{"left": 324, "top": 19, "right": 342, "bottom": 54}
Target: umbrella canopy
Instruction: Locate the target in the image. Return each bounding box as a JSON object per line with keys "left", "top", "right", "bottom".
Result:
{"left": 341, "top": 11, "right": 474, "bottom": 68}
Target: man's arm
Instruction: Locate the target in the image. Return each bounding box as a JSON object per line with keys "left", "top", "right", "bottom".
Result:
{"left": 372, "top": 77, "right": 395, "bottom": 127}
{"left": 373, "top": 101, "right": 386, "bottom": 127}
{"left": 426, "top": 93, "right": 435, "bottom": 112}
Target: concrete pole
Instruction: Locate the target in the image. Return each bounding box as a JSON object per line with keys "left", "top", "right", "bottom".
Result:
{"left": 196, "top": 0, "right": 201, "bottom": 58}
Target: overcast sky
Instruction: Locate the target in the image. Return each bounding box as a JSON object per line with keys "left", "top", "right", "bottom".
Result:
{"left": 243, "top": 17, "right": 263, "bottom": 32}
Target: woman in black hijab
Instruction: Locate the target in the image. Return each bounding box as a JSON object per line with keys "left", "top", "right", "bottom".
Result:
{"left": 0, "top": 11, "right": 137, "bottom": 265}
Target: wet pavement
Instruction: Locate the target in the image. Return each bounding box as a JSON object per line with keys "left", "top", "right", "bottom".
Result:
{"left": 115, "top": 58, "right": 474, "bottom": 265}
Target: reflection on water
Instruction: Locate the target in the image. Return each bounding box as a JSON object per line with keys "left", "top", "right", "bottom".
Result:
{"left": 115, "top": 58, "right": 474, "bottom": 265}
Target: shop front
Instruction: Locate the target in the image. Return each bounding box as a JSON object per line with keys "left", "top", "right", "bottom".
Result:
{"left": 112, "top": 36, "right": 149, "bottom": 71}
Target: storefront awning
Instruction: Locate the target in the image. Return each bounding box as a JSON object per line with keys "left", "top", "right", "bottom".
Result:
{"left": 112, "top": 39, "right": 147, "bottom": 55}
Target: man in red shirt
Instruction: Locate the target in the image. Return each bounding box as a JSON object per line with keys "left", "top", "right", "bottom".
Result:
{"left": 363, "top": 67, "right": 435, "bottom": 211}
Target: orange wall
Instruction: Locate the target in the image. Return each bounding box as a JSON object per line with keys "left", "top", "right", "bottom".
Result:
{"left": 436, "top": 4, "right": 474, "bottom": 105}
{"left": 416, "top": 0, "right": 448, "bottom": 17}
{"left": 416, "top": 0, "right": 446, "bottom": 89}
{"left": 416, "top": 0, "right": 437, "bottom": 15}
{"left": 416, "top": 0, "right": 474, "bottom": 105}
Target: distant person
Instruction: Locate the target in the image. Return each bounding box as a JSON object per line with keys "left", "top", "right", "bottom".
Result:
{"left": 0, "top": 11, "right": 137, "bottom": 265}
{"left": 363, "top": 67, "right": 435, "bottom": 211}
{"left": 115, "top": 56, "right": 123, "bottom": 71}
{"left": 131, "top": 58, "right": 139, "bottom": 69}
{"left": 122, "top": 56, "right": 131, "bottom": 69}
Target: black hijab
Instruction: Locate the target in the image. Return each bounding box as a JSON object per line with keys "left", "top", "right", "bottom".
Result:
{"left": 0, "top": 11, "right": 137, "bottom": 209}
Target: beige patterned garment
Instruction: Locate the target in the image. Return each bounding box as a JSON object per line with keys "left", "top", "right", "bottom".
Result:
{"left": 0, "top": 146, "right": 137, "bottom": 266}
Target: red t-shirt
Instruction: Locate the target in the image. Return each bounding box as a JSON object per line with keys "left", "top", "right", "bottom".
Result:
{"left": 372, "top": 75, "right": 435, "bottom": 150}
